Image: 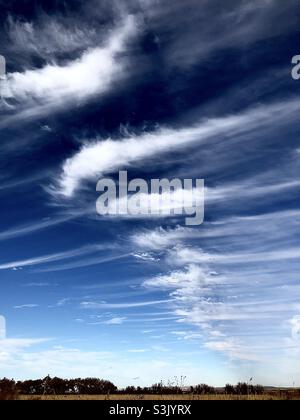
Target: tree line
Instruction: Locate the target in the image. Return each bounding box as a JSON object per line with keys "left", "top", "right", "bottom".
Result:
{"left": 0, "top": 377, "right": 116, "bottom": 399}
{"left": 122, "top": 382, "right": 264, "bottom": 395}
{"left": 0, "top": 376, "right": 267, "bottom": 399}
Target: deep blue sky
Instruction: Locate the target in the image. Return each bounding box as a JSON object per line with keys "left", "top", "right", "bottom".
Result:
{"left": 1, "top": 0, "right": 300, "bottom": 387}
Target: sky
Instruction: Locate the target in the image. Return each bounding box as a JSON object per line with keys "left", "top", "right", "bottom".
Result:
{"left": 0, "top": 0, "right": 300, "bottom": 388}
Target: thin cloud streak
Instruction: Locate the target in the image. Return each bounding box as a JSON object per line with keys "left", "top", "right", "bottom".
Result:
{"left": 0, "top": 215, "right": 75, "bottom": 241}
{"left": 0, "top": 244, "right": 108, "bottom": 270}
{"left": 80, "top": 299, "right": 173, "bottom": 309}
{"left": 33, "top": 253, "right": 131, "bottom": 273}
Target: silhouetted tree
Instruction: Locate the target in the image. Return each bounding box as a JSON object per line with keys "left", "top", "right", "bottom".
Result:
{"left": 0, "top": 378, "right": 18, "bottom": 400}
{"left": 225, "top": 384, "right": 235, "bottom": 394}
{"left": 194, "top": 384, "right": 215, "bottom": 395}
{"left": 48, "top": 377, "right": 67, "bottom": 394}
{"left": 235, "top": 382, "right": 249, "bottom": 395}
{"left": 125, "top": 386, "right": 137, "bottom": 394}
{"left": 17, "top": 379, "right": 42, "bottom": 395}
{"left": 73, "top": 378, "right": 117, "bottom": 395}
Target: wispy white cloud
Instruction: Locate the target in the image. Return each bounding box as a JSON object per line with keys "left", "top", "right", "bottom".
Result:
{"left": 132, "top": 252, "right": 159, "bottom": 262}
{"left": 57, "top": 298, "right": 70, "bottom": 307}
{"left": 8, "top": 16, "right": 137, "bottom": 104}
{"left": 171, "top": 331, "right": 203, "bottom": 340}
{"left": 141, "top": 0, "right": 295, "bottom": 69}
{"left": 0, "top": 337, "right": 49, "bottom": 352}
{"left": 205, "top": 339, "right": 259, "bottom": 361}
{"left": 132, "top": 226, "right": 183, "bottom": 250}
{"left": 0, "top": 15, "right": 138, "bottom": 129}
{"left": 7, "top": 15, "right": 97, "bottom": 59}
{"left": 289, "top": 315, "right": 300, "bottom": 341}
{"left": 104, "top": 317, "right": 127, "bottom": 325}
{"left": 144, "top": 264, "right": 215, "bottom": 299}
{"left": 24, "top": 282, "right": 57, "bottom": 287}
{"left": 56, "top": 98, "right": 300, "bottom": 197}
{"left": 167, "top": 245, "right": 300, "bottom": 266}
{"left": 207, "top": 179, "right": 300, "bottom": 205}
{"left": 132, "top": 209, "right": 300, "bottom": 250}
